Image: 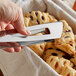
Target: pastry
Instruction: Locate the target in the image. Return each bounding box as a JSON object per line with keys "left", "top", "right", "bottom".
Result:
{"left": 61, "top": 66, "right": 76, "bottom": 76}
{"left": 46, "top": 56, "right": 73, "bottom": 74}
{"left": 24, "top": 11, "right": 56, "bottom": 56}
{"left": 24, "top": 11, "right": 55, "bottom": 26}
{"left": 43, "top": 49, "right": 71, "bottom": 61}
{"left": 55, "top": 20, "right": 75, "bottom": 55}
{"left": 24, "top": 11, "right": 58, "bottom": 52}
{"left": 70, "top": 35, "right": 76, "bottom": 61}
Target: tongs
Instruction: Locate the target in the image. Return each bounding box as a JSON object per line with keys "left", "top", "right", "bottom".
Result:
{"left": 0, "top": 22, "right": 63, "bottom": 49}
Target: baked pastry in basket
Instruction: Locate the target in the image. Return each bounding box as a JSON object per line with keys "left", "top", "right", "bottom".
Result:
{"left": 24, "top": 11, "right": 76, "bottom": 75}
{"left": 46, "top": 56, "right": 73, "bottom": 74}
{"left": 55, "top": 20, "right": 75, "bottom": 55}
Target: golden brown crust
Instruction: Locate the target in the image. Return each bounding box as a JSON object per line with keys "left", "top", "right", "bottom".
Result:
{"left": 24, "top": 11, "right": 55, "bottom": 26}
{"left": 46, "top": 56, "right": 73, "bottom": 74}
{"left": 61, "top": 66, "right": 76, "bottom": 76}
{"left": 43, "top": 49, "right": 71, "bottom": 61}
{"left": 71, "top": 35, "right": 76, "bottom": 65}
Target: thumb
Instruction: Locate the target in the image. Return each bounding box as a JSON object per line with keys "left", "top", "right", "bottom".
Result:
{"left": 13, "top": 8, "right": 31, "bottom": 35}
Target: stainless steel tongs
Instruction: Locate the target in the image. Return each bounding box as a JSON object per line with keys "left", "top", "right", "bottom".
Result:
{"left": 0, "top": 22, "right": 63, "bottom": 49}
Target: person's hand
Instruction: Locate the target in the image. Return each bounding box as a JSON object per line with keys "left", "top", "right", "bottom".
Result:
{"left": 0, "top": 0, "right": 30, "bottom": 53}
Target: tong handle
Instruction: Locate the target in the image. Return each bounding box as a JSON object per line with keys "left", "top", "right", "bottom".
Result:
{"left": 0, "top": 39, "right": 54, "bottom": 49}
{"left": 0, "top": 22, "right": 63, "bottom": 42}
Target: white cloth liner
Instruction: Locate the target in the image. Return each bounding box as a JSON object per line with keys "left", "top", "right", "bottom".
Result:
{"left": 52, "top": 0, "right": 76, "bottom": 19}
{"left": 62, "top": 0, "right": 75, "bottom": 8}
{"left": 0, "top": 47, "right": 60, "bottom": 76}
{"left": 0, "top": 0, "right": 76, "bottom": 76}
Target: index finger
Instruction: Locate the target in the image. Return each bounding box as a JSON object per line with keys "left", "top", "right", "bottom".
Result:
{"left": 13, "top": 8, "right": 30, "bottom": 35}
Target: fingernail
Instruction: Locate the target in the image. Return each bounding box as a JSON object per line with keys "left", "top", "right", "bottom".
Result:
{"left": 26, "top": 30, "right": 31, "bottom": 35}
{"left": 24, "top": 28, "right": 31, "bottom": 35}
{"left": 10, "top": 50, "right": 14, "bottom": 53}
{"left": 23, "top": 26, "right": 31, "bottom": 35}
